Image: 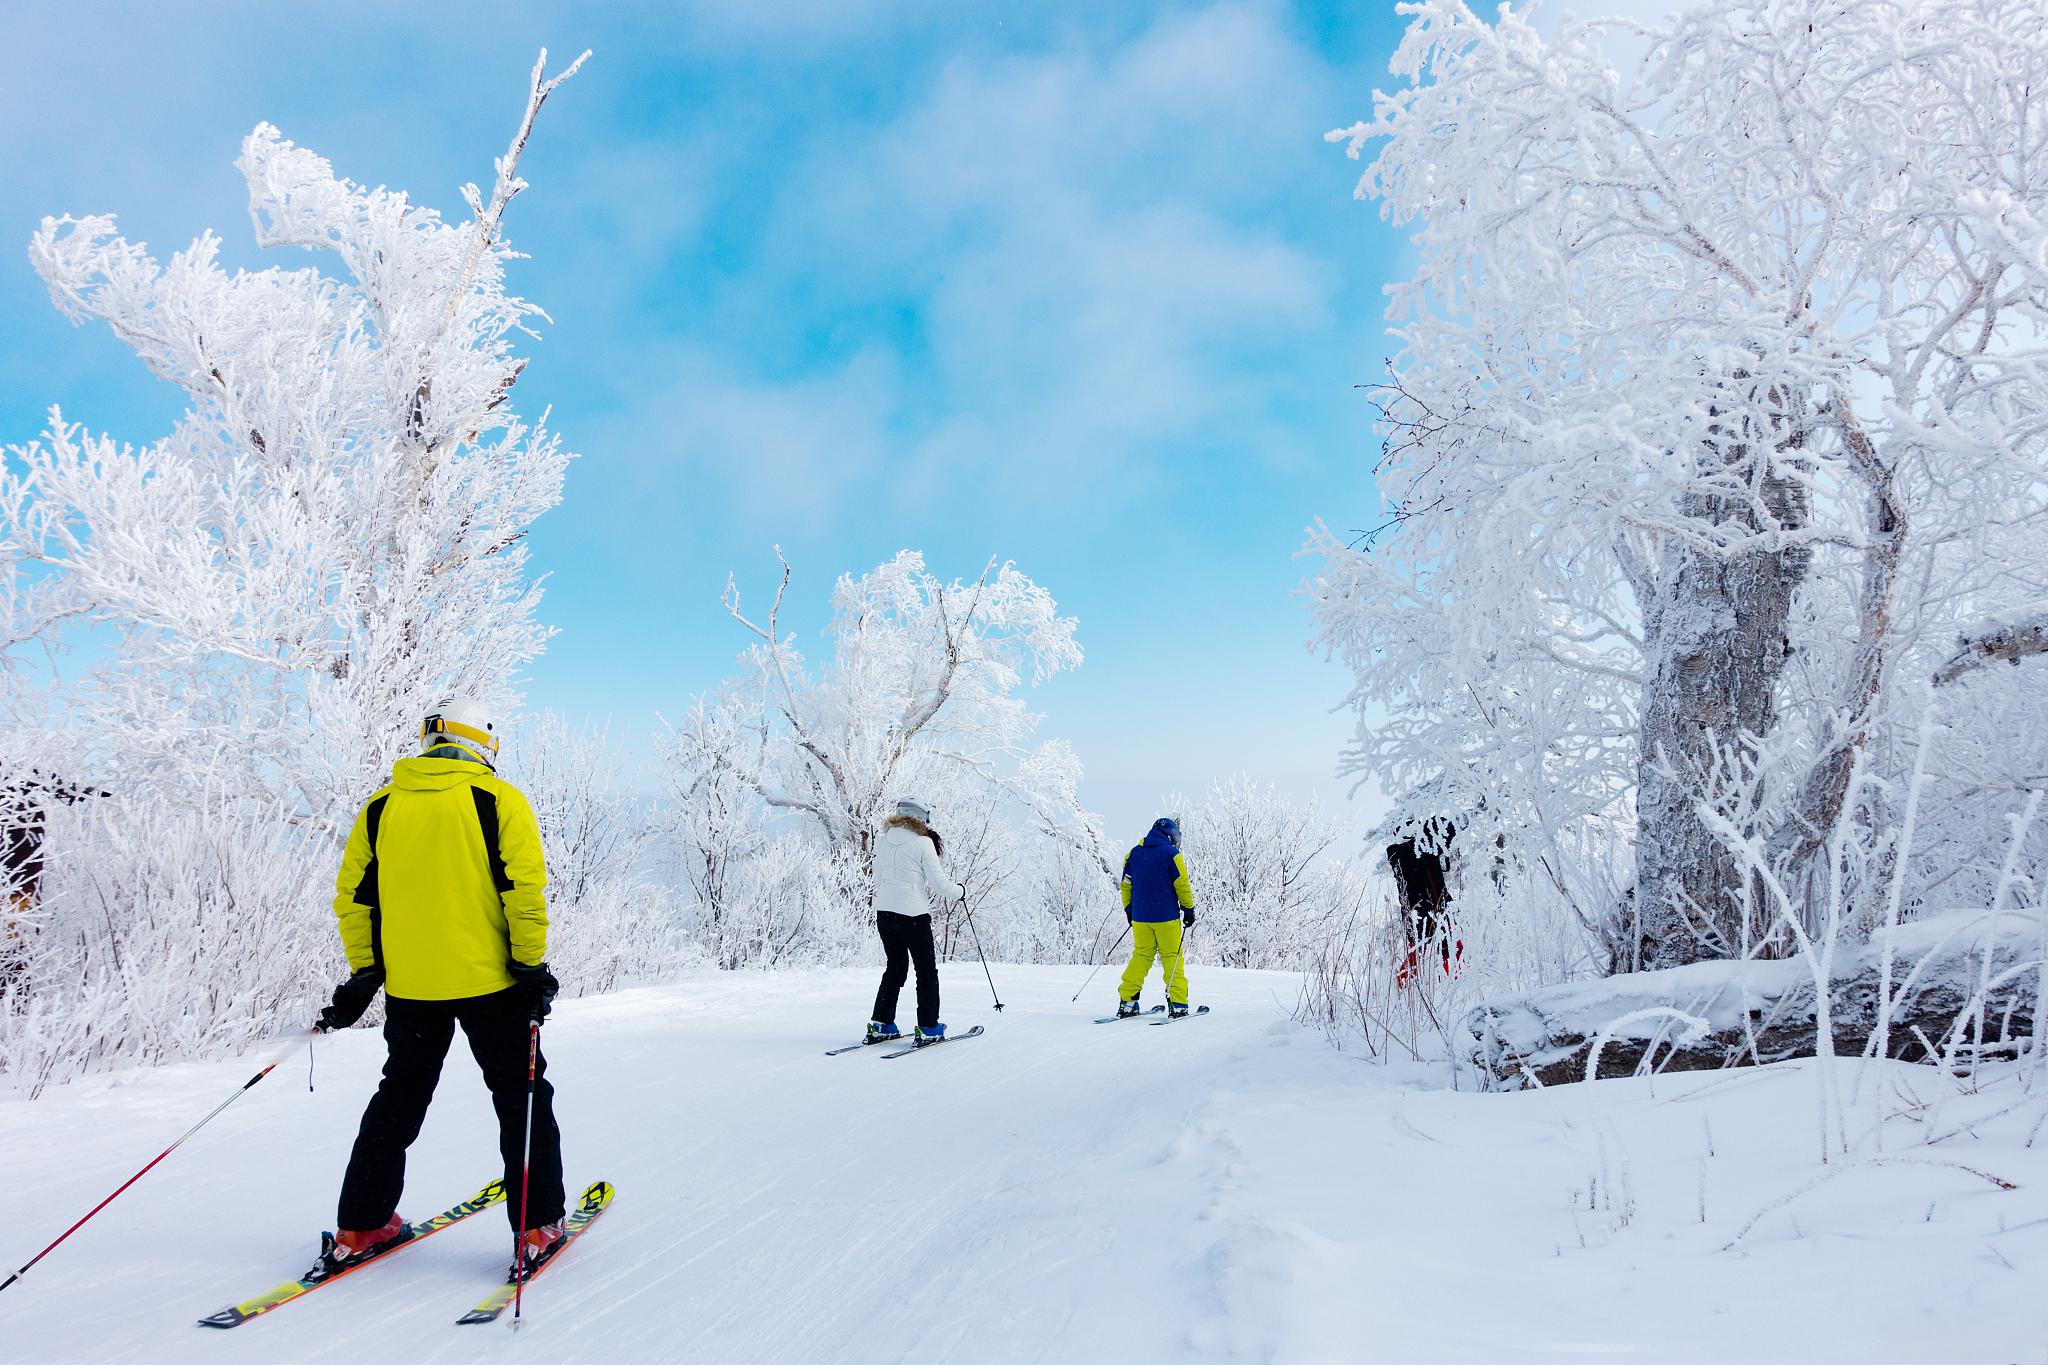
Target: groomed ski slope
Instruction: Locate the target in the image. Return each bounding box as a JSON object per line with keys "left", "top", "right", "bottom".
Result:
{"left": 4, "top": 965, "right": 2046, "bottom": 1364}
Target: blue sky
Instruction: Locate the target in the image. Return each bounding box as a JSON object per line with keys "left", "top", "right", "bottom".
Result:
{"left": 1, "top": 1, "right": 1414, "bottom": 839}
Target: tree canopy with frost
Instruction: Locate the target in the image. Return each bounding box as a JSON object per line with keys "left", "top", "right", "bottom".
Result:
{"left": 660, "top": 550, "right": 1106, "bottom": 959}
{"left": 0, "top": 52, "right": 587, "bottom": 1081}
{"left": 677, "top": 551, "right": 1097, "bottom": 865}
{"left": 5, "top": 50, "right": 586, "bottom": 825}
{"left": 1311, "top": 0, "right": 2048, "bottom": 972}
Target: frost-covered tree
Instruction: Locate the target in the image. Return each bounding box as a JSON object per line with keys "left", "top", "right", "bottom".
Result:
{"left": 657, "top": 692, "right": 776, "bottom": 969}
{"left": 713, "top": 548, "right": 1096, "bottom": 873}
{"left": 0, "top": 52, "right": 587, "bottom": 1079}
{"left": 10, "top": 51, "right": 584, "bottom": 823}
{"left": 510, "top": 714, "right": 646, "bottom": 908}
{"left": 1313, "top": 0, "right": 2048, "bottom": 972}
{"left": 660, "top": 550, "right": 1108, "bottom": 965}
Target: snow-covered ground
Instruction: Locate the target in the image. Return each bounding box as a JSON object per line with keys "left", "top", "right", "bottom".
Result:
{"left": 3, "top": 965, "right": 2045, "bottom": 1363}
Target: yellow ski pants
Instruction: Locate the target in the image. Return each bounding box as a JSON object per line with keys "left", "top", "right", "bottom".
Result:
{"left": 1117, "top": 919, "right": 1188, "bottom": 1006}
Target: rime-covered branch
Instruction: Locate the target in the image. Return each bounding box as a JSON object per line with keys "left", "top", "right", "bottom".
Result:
{"left": 1934, "top": 608, "right": 2048, "bottom": 687}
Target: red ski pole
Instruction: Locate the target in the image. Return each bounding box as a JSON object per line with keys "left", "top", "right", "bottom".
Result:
{"left": 511, "top": 1016, "right": 540, "bottom": 1328}
{"left": 0, "top": 1031, "right": 313, "bottom": 1293}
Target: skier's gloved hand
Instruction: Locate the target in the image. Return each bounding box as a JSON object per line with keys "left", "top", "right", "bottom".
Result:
{"left": 1182, "top": 908, "right": 1196, "bottom": 928}
{"left": 317, "top": 966, "right": 385, "bottom": 1032}
{"left": 509, "top": 960, "right": 560, "bottom": 1023}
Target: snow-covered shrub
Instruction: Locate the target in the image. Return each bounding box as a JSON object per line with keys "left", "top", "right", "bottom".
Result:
{"left": 1171, "top": 777, "right": 1368, "bottom": 971}
{"left": 1009, "top": 840, "right": 1119, "bottom": 967}
{"left": 506, "top": 712, "right": 706, "bottom": 995}
{"left": 0, "top": 791, "right": 330, "bottom": 1092}
{"left": 545, "top": 878, "right": 706, "bottom": 998}
{"left": 1299, "top": 866, "right": 1595, "bottom": 1062}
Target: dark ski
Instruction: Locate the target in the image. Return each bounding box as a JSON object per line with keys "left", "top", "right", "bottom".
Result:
{"left": 1150, "top": 1006, "right": 1211, "bottom": 1025}
{"left": 1093, "top": 1005, "right": 1167, "bottom": 1024}
{"left": 880, "top": 1024, "right": 986, "bottom": 1058}
{"left": 825, "top": 1035, "right": 907, "bottom": 1056}
{"left": 455, "top": 1179, "right": 614, "bottom": 1325}
{"left": 198, "top": 1178, "right": 506, "bottom": 1329}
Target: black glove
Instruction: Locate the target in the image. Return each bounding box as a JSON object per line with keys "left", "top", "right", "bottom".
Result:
{"left": 1125, "top": 909, "right": 1133, "bottom": 926}
{"left": 317, "top": 966, "right": 385, "bottom": 1032}
{"left": 509, "top": 960, "right": 561, "bottom": 1023}
{"left": 1182, "top": 908, "right": 1195, "bottom": 928}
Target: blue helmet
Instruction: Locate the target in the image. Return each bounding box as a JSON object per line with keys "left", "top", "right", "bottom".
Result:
{"left": 1152, "top": 816, "right": 1182, "bottom": 848}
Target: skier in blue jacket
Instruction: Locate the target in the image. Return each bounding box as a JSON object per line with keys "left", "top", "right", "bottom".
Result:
{"left": 1114, "top": 817, "right": 1195, "bottom": 1018}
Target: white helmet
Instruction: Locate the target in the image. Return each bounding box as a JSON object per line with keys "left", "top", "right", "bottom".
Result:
{"left": 421, "top": 696, "right": 500, "bottom": 764}
{"left": 895, "top": 797, "right": 932, "bottom": 824}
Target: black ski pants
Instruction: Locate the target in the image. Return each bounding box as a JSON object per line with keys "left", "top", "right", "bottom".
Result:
{"left": 871, "top": 912, "right": 939, "bottom": 1031}
{"left": 337, "top": 988, "right": 564, "bottom": 1234}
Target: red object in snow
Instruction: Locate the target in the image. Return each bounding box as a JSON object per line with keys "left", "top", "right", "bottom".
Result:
{"left": 1396, "top": 936, "right": 1465, "bottom": 991}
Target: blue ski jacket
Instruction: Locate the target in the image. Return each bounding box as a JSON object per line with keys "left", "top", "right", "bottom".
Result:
{"left": 1119, "top": 820, "right": 1195, "bottom": 923}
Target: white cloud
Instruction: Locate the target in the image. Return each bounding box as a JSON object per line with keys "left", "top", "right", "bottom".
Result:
{"left": 596, "top": 345, "right": 902, "bottom": 531}
{"left": 665, "top": 0, "right": 940, "bottom": 51}
{"left": 647, "top": 2, "right": 1350, "bottom": 520}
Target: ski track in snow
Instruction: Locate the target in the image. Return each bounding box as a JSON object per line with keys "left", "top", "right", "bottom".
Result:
{"left": 4, "top": 965, "right": 2047, "bottom": 1363}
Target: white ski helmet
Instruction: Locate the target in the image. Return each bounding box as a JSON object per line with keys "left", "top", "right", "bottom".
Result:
{"left": 895, "top": 796, "right": 932, "bottom": 824}
{"left": 421, "top": 696, "right": 500, "bottom": 764}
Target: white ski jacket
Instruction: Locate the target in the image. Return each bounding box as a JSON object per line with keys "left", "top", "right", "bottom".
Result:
{"left": 873, "top": 820, "right": 956, "bottom": 919}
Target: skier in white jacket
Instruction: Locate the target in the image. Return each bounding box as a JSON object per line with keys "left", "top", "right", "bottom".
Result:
{"left": 865, "top": 797, "right": 960, "bottom": 1047}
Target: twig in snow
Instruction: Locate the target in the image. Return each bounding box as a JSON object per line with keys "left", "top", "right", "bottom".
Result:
{"left": 1723, "top": 1157, "right": 2016, "bottom": 1251}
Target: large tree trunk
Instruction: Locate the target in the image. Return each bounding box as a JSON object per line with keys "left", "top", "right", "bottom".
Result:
{"left": 1630, "top": 392, "right": 1813, "bottom": 971}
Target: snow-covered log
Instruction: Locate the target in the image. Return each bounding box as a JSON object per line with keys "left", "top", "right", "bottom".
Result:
{"left": 1463, "top": 911, "right": 2039, "bottom": 1089}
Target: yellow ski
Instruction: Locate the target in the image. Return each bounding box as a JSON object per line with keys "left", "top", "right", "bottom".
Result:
{"left": 197, "top": 1178, "right": 505, "bottom": 1329}
{"left": 455, "top": 1179, "right": 613, "bottom": 1325}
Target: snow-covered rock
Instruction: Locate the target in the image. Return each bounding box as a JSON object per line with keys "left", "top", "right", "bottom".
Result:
{"left": 1463, "top": 910, "right": 2042, "bottom": 1089}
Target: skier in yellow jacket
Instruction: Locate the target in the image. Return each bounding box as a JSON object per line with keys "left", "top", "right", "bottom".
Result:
{"left": 312, "top": 697, "right": 565, "bottom": 1280}
{"left": 1114, "top": 816, "right": 1196, "bottom": 1018}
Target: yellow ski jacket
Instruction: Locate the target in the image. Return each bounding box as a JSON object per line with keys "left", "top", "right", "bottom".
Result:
{"left": 332, "top": 754, "right": 549, "bottom": 1001}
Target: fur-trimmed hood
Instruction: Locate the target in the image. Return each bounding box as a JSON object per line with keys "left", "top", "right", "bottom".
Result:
{"left": 883, "top": 812, "right": 942, "bottom": 856}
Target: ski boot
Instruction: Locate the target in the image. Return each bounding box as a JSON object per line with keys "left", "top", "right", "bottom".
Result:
{"left": 1167, "top": 1001, "right": 1190, "bottom": 1019}
{"left": 1115, "top": 997, "right": 1141, "bottom": 1019}
{"left": 913, "top": 1023, "right": 947, "bottom": 1047}
{"left": 312, "top": 1214, "right": 407, "bottom": 1279}
{"left": 511, "top": 1219, "right": 567, "bottom": 1282}
{"left": 865, "top": 1020, "right": 902, "bottom": 1045}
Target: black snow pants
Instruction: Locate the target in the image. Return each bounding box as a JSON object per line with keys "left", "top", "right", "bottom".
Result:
{"left": 871, "top": 912, "right": 940, "bottom": 1031}
{"left": 337, "top": 988, "right": 564, "bottom": 1234}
